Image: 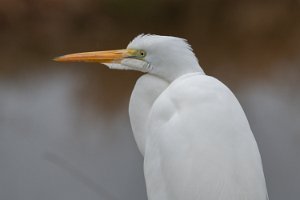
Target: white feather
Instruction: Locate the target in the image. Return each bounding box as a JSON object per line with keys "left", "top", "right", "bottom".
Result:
{"left": 127, "top": 34, "right": 268, "bottom": 200}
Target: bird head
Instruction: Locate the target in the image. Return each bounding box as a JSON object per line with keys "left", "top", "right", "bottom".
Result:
{"left": 55, "top": 34, "right": 203, "bottom": 81}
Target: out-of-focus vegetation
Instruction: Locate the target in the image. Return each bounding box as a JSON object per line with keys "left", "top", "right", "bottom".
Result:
{"left": 1, "top": 0, "right": 299, "bottom": 73}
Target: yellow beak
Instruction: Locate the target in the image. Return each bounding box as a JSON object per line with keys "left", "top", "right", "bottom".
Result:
{"left": 54, "top": 49, "right": 135, "bottom": 63}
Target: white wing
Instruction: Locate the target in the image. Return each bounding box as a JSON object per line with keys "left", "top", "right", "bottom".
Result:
{"left": 143, "top": 73, "right": 268, "bottom": 200}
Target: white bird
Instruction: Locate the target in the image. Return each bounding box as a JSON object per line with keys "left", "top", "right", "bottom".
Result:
{"left": 55, "top": 34, "right": 269, "bottom": 200}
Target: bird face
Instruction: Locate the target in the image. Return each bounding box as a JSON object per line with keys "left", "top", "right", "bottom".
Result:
{"left": 55, "top": 34, "right": 203, "bottom": 81}
{"left": 54, "top": 45, "right": 152, "bottom": 72}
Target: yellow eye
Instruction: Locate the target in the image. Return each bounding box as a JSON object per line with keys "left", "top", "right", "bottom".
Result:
{"left": 139, "top": 50, "right": 146, "bottom": 57}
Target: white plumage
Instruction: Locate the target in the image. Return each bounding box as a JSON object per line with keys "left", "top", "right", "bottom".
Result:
{"left": 55, "top": 34, "right": 269, "bottom": 200}
{"left": 128, "top": 35, "right": 268, "bottom": 200}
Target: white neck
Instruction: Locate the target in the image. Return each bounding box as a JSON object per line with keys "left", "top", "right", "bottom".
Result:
{"left": 147, "top": 50, "right": 204, "bottom": 82}
{"left": 129, "top": 74, "right": 169, "bottom": 155}
{"left": 129, "top": 68, "right": 204, "bottom": 155}
{"left": 150, "top": 63, "right": 203, "bottom": 82}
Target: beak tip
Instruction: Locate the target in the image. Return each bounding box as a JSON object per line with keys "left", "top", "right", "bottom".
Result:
{"left": 53, "top": 56, "right": 63, "bottom": 62}
{"left": 53, "top": 49, "right": 129, "bottom": 64}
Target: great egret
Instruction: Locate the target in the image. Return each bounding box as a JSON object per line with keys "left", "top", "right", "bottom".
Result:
{"left": 55, "top": 34, "right": 268, "bottom": 200}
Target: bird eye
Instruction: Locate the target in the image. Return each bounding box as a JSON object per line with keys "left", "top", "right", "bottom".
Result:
{"left": 139, "top": 50, "right": 146, "bottom": 57}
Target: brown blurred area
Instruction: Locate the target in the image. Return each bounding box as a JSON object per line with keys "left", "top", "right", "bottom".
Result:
{"left": 0, "top": 1, "right": 300, "bottom": 200}
{"left": 1, "top": 0, "right": 300, "bottom": 111}
{"left": 1, "top": 0, "right": 300, "bottom": 69}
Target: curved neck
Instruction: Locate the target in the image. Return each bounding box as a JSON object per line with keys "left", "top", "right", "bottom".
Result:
{"left": 151, "top": 64, "right": 204, "bottom": 83}
{"left": 129, "top": 74, "right": 169, "bottom": 155}
{"left": 149, "top": 54, "right": 205, "bottom": 82}
{"left": 129, "top": 67, "right": 204, "bottom": 154}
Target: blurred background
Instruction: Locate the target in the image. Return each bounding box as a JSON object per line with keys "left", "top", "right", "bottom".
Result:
{"left": 0, "top": 0, "right": 299, "bottom": 199}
